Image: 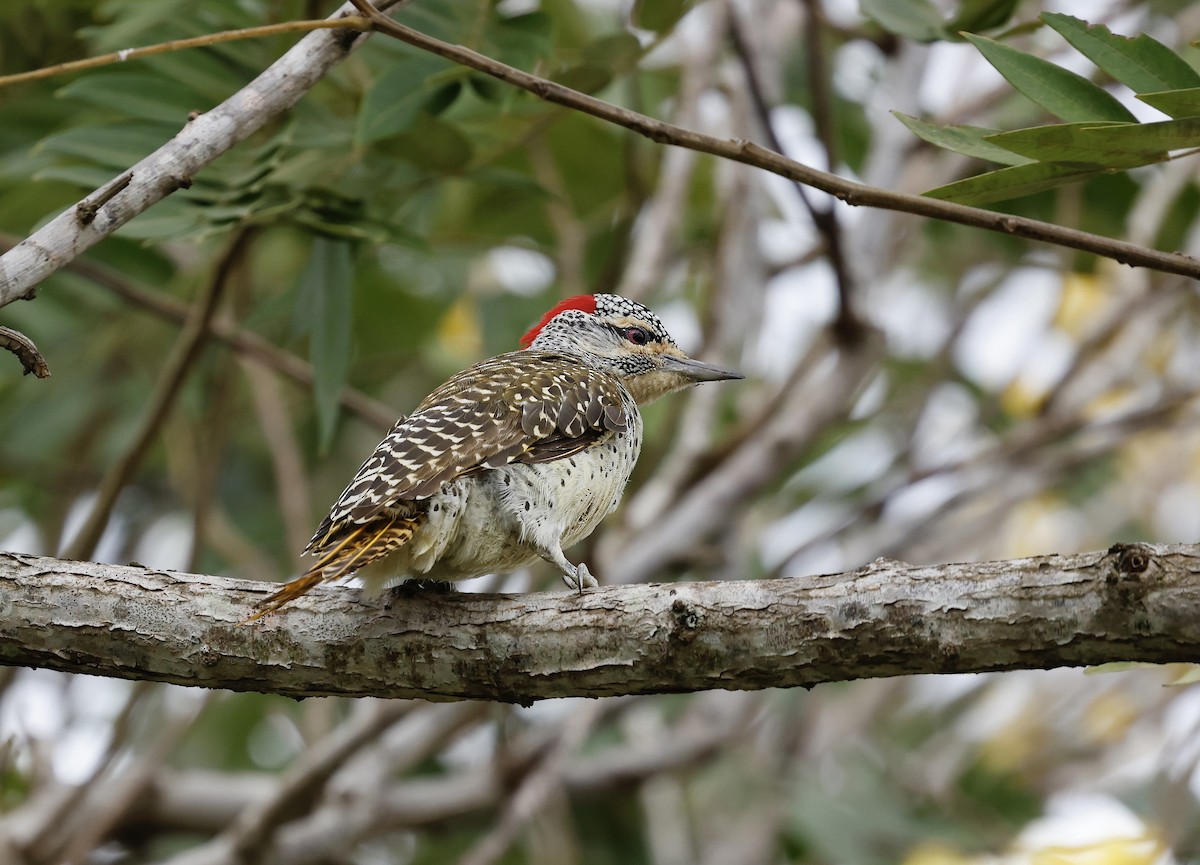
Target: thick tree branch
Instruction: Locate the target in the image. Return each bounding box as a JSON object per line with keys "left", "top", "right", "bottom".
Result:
{"left": 2, "top": 543, "right": 1198, "bottom": 703}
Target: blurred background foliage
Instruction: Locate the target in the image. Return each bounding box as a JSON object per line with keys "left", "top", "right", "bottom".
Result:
{"left": 3, "top": 0, "right": 1200, "bottom": 863}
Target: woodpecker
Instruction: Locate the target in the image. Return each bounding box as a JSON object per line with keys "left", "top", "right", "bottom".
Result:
{"left": 248, "top": 293, "right": 741, "bottom": 619}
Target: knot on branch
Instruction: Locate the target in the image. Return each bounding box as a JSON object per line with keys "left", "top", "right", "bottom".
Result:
{"left": 75, "top": 172, "right": 133, "bottom": 226}
{"left": 670, "top": 598, "right": 702, "bottom": 644}
{"left": 1109, "top": 543, "right": 1153, "bottom": 577}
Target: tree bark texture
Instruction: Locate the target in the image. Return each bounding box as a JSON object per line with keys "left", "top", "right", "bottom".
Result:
{"left": 1, "top": 544, "right": 1197, "bottom": 702}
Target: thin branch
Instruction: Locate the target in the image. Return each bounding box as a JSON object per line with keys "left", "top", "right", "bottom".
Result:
{"left": 128, "top": 699, "right": 745, "bottom": 862}
{"left": 345, "top": 0, "right": 1200, "bottom": 281}
{"left": 63, "top": 229, "right": 251, "bottom": 561}
{"left": 728, "top": 2, "right": 861, "bottom": 341}
{"left": 225, "top": 701, "right": 411, "bottom": 862}
{"left": 458, "top": 703, "right": 604, "bottom": 865}
{"left": 0, "top": 18, "right": 371, "bottom": 89}
{"left": 27, "top": 690, "right": 212, "bottom": 865}
{"left": 773, "top": 384, "right": 1200, "bottom": 576}
{"left": 614, "top": 0, "right": 723, "bottom": 302}
{"left": 1, "top": 0, "right": 1195, "bottom": 318}
{"left": 1, "top": 542, "right": 1198, "bottom": 702}
{"left": 17, "top": 683, "right": 151, "bottom": 862}
{"left": 242, "top": 362, "right": 314, "bottom": 557}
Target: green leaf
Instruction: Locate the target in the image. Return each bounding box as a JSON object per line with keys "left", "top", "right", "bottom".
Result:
{"left": 632, "top": 0, "right": 691, "bottom": 34}
{"left": 1075, "top": 117, "right": 1200, "bottom": 152}
{"left": 860, "top": 0, "right": 948, "bottom": 42}
{"left": 466, "top": 74, "right": 505, "bottom": 102}
{"left": 984, "top": 121, "right": 1163, "bottom": 163}
{"left": 138, "top": 48, "right": 256, "bottom": 105}
{"left": 425, "top": 82, "right": 463, "bottom": 118}
{"left": 582, "top": 32, "right": 644, "bottom": 74}
{"left": 948, "top": 0, "right": 1019, "bottom": 34}
{"left": 120, "top": 201, "right": 203, "bottom": 240}
{"left": 384, "top": 115, "right": 473, "bottom": 172}
{"left": 356, "top": 52, "right": 456, "bottom": 146}
{"left": 963, "top": 33, "right": 1137, "bottom": 123}
{"left": 57, "top": 72, "right": 198, "bottom": 125}
{"left": 924, "top": 161, "right": 1105, "bottom": 204}
{"left": 1041, "top": 14, "right": 1200, "bottom": 95}
{"left": 893, "top": 112, "right": 1032, "bottom": 165}
{"left": 487, "top": 12, "right": 554, "bottom": 69}
{"left": 554, "top": 64, "right": 612, "bottom": 94}
{"left": 30, "top": 164, "right": 118, "bottom": 189}
{"left": 293, "top": 237, "right": 355, "bottom": 451}
{"left": 36, "top": 123, "right": 167, "bottom": 171}
{"left": 1138, "top": 86, "right": 1200, "bottom": 119}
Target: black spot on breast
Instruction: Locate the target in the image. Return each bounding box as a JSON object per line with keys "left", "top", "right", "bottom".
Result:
{"left": 523, "top": 501, "right": 531, "bottom": 511}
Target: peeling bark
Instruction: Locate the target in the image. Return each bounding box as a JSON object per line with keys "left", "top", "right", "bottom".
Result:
{"left": 1, "top": 544, "right": 1198, "bottom": 702}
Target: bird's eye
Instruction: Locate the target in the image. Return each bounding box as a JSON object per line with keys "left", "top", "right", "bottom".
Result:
{"left": 624, "top": 327, "right": 650, "bottom": 345}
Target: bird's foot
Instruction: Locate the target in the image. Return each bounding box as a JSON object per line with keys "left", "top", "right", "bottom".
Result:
{"left": 387, "top": 579, "right": 458, "bottom": 602}
{"left": 561, "top": 562, "right": 599, "bottom": 595}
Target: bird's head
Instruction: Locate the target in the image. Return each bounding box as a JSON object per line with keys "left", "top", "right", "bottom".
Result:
{"left": 520, "top": 293, "right": 742, "bottom": 404}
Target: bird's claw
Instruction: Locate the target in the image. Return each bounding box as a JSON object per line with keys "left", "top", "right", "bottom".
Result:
{"left": 562, "top": 562, "right": 598, "bottom": 594}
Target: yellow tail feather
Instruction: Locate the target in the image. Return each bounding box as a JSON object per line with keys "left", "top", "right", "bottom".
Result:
{"left": 241, "top": 514, "right": 420, "bottom": 623}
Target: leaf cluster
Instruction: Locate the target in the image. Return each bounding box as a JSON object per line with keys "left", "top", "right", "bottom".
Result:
{"left": 881, "top": 12, "right": 1200, "bottom": 204}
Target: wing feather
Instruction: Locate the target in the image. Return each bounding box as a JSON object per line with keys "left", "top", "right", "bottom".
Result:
{"left": 305, "top": 351, "right": 628, "bottom": 554}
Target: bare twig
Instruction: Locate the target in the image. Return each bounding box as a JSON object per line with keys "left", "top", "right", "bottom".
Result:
{"left": 225, "top": 700, "right": 411, "bottom": 862}
{"left": 458, "top": 704, "right": 604, "bottom": 865}
{"left": 16, "top": 683, "right": 150, "bottom": 862}
{"left": 728, "top": 2, "right": 861, "bottom": 341}
{"left": 242, "top": 362, "right": 314, "bottom": 557}
{"left": 27, "top": 690, "right": 212, "bottom": 865}
{"left": 133, "top": 698, "right": 746, "bottom": 861}
{"left": 75, "top": 174, "right": 133, "bottom": 226}
{"left": 773, "top": 382, "right": 1200, "bottom": 576}
{"left": 615, "top": 2, "right": 724, "bottom": 302}
{"left": 0, "top": 18, "right": 371, "bottom": 89}
{"left": 0, "top": 326, "right": 50, "bottom": 378}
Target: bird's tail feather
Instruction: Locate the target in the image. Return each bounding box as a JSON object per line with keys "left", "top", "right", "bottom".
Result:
{"left": 241, "top": 515, "right": 420, "bottom": 623}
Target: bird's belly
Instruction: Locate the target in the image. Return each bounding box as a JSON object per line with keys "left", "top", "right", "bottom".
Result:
{"left": 497, "top": 431, "right": 640, "bottom": 550}
{"left": 357, "top": 434, "right": 640, "bottom": 592}
{"left": 362, "top": 480, "right": 538, "bottom": 588}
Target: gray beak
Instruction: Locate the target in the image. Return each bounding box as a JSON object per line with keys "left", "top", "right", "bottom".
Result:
{"left": 660, "top": 354, "right": 744, "bottom": 383}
